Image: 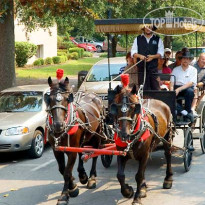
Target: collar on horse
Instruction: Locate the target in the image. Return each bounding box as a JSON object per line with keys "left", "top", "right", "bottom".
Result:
{"left": 114, "top": 109, "right": 159, "bottom": 148}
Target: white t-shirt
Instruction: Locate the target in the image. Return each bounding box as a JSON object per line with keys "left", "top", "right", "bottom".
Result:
{"left": 171, "top": 65, "right": 197, "bottom": 86}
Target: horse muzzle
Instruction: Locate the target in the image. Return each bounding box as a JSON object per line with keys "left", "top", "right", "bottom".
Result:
{"left": 53, "top": 121, "right": 65, "bottom": 133}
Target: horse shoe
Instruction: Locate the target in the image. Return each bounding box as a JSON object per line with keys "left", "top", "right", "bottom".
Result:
{"left": 87, "top": 176, "right": 96, "bottom": 189}
{"left": 68, "top": 185, "right": 79, "bottom": 198}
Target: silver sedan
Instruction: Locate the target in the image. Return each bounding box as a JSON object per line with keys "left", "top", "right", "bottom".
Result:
{"left": 0, "top": 84, "right": 49, "bottom": 158}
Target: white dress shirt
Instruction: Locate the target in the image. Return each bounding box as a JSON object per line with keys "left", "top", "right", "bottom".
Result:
{"left": 131, "top": 34, "right": 164, "bottom": 58}
{"left": 171, "top": 65, "right": 197, "bottom": 86}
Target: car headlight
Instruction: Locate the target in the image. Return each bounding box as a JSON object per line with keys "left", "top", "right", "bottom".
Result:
{"left": 5, "top": 127, "right": 29, "bottom": 136}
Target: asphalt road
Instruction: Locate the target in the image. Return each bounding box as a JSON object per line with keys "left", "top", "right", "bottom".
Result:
{"left": 0, "top": 130, "right": 205, "bottom": 205}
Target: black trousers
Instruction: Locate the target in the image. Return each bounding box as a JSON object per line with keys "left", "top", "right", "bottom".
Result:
{"left": 175, "top": 85, "right": 194, "bottom": 113}
{"left": 138, "top": 68, "right": 160, "bottom": 90}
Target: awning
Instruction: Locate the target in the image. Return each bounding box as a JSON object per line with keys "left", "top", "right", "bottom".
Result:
{"left": 95, "top": 18, "right": 205, "bottom": 35}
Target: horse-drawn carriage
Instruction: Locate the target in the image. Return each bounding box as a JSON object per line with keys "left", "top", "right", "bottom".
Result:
{"left": 44, "top": 17, "right": 205, "bottom": 205}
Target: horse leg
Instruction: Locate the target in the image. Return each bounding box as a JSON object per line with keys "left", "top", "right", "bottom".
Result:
{"left": 87, "top": 156, "right": 98, "bottom": 189}
{"left": 87, "top": 135, "right": 101, "bottom": 189}
{"left": 133, "top": 155, "right": 149, "bottom": 205}
{"left": 117, "top": 155, "right": 134, "bottom": 198}
{"left": 57, "top": 153, "right": 79, "bottom": 205}
{"left": 163, "top": 131, "right": 173, "bottom": 189}
{"left": 77, "top": 152, "right": 88, "bottom": 185}
{"left": 53, "top": 150, "right": 65, "bottom": 175}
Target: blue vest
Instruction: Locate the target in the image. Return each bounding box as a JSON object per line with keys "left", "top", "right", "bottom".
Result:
{"left": 137, "top": 35, "right": 160, "bottom": 70}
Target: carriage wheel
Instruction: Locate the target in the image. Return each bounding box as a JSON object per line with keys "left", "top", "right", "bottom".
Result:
{"left": 101, "top": 124, "right": 114, "bottom": 168}
{"left": 183, "top": 127, "right": 194, "bottom": 172}
{"left": 200, "top": 105, "right": 205, "bottom": 154}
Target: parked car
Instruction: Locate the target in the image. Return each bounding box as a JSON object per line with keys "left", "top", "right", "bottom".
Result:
{"left": 188, "top": 47, "right": 205, "bottom": 58}
{"left": 74, "top": 36, "right": 104, "bottom": 53}
{"left": 0, "top": 84, "right": 49, "bottom": 158}
{"left": 78, "top": 57, "right": 126, "bottom": 107}
{"left": 102, "top": 40, "right": 129, "bottom": 52}
{"left": 70, "top": 37, "right": 97, "bottom": 52}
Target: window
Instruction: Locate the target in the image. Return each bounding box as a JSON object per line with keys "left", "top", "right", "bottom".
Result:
{"left": 36, "top": 45, "right": 44, "bottom": 58}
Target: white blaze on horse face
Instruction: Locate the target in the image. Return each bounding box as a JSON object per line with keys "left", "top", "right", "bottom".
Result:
{"left": 121, "top": 104, "right": 128, "bottom": 113}
{"left": 56, "top": 93, "right": 63, "bottom": 102}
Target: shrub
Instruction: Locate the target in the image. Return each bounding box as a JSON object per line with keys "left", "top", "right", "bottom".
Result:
{"left": 69, "top": 48, "right": 83, "bottom": 58}
{"left": 33, "top": 59, "right": 41, "bottom": 66}
{"left": 99, "top": 53, "right": 108, "bottom": 58}
{"left": 38, "top": 58, "right": 44, "bottom": 65}
{"left": 15, "top": 42, "right": 37, "bottom": 67}
{"left": 45, "top": 57, "right": 53, "bottom": 65}
{"left": 60, "top": 55, "right": 67, "bottom": 63}
{"left": 57, "top": 51, "right": 67, "bottom": 56}
{"left": 83, "top": 51, "right": 93, "bottom": 57}
{"left": 52, "top": 56, "right": 61, "bottom": 64}
{"left": 67, "top": 53, "right": 71, "bottom": 60}
{"left": 70, "top": 52, "right": 79, "bottom": 60}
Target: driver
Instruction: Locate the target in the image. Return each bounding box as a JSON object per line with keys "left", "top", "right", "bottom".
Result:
{"left": 131, "top": 24, "right": 164, "bottom": 90}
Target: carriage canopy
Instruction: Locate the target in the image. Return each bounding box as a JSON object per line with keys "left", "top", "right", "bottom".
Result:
{"left": 95, "top": 18, "right": 205, "bottom": 35}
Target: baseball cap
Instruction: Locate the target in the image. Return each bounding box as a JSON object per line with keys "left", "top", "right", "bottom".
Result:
{"left": 164, "top": 48, "right": 171, "bottom": 53}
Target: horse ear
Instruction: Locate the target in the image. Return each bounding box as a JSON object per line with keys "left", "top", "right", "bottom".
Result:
{"left": 48, "top": 77, "right": 52, "bottom": 87}
{"left": 114, "top": 85, "right": 122, "bottom": 94}
{"left": 64, "top": 77, "right": 69, "bottom": 84}
{"left": 131, "top": 84, "right": 137, "bottom": 95}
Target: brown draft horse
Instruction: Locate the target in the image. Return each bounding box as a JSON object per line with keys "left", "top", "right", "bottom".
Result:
{"left": 110, "top": 85, "right": 173, "bottom": 205}
{"left": 44, "top": 77, "right": 104, "bottom": 205}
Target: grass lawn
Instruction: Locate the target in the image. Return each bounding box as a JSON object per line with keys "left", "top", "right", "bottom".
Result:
{"left": 16, "top": 57, "right": 103, "bottom": 79}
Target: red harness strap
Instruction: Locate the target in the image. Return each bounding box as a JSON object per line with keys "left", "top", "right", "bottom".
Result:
{"left": 49, "top": 104, "right": 79, "bottom": 135}
{"left": 114, "top": 114, "right": 150, "bottom": 148}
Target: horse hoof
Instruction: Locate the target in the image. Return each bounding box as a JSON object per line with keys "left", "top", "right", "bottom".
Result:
{"left": 79, "top": 172, "right": 88, "bottom": 185}
{"left": 57, "top": 193, "right": 69, "bottom": 205}
{"left": 121, "top": 184, "right": 134, "bottom": 198}
{"left": 87, "top": 177, "right": 96, "bottom": 189}
{"left": 163, "top": 180, "right": 173, "bottom": 189}
{"left": 139, "top": 187, "right": 147, "bottom": 198}
{"left": 69, "top": 185, "right": 79, "bottom": 198}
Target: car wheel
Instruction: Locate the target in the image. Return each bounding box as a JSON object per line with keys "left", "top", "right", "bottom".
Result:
{"left": 28, "top": 130, "right": 44, "bottom": 158}
{"left": 96, "top": 46, "right": 102, "bottom": 53}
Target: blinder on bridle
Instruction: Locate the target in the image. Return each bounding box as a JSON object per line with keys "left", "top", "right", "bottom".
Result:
{"left": 44, "top": 91, "right": 74, "bottom": 109}
{"left": 110, "top": 97, "right": 141, "bottom": 117}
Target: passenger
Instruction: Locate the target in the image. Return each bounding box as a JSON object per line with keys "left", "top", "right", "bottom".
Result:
{"left": 169, "top": 51, "right": 182, "bottom": 70}
{"left": 158, "top": 57, "right": 172, "bottom": 90}
{"left": 191, "top": 53, "right": 205, "bottom": 116}
{"left": 119, "top": 52, "right": 138, "bottom": 88}
{"left": 164, "top": 48, "right": 172, "bottom": 59}
{"left": 170, "top": 49, "right": 197, "bottom": 122}
{"left": 131, "top": 24, "right": 164, "bottom": 90}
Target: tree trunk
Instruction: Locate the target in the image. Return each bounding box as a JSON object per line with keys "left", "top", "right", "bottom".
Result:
{"left": 0, "top": 0, "right": 16, "bottom": 91}
{"left": 164, "top": 36, "right": 172, "bottom": 49}
{"left": 111, "top": 35, "right": 117, "bottom": 57}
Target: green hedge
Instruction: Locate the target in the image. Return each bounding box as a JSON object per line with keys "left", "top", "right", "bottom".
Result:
{"left": 68, "top": 48, "right": 84, "bottom": 58}
{"left": 33, "top": 59, "right": 41, "bottom": 66}
{"left": 15, "top": 42, "right": 37, "bottom": 67}
{"left": 45, "top": 57, "right": 53, "bottom": 65}
{"left": 60, "top": 55, "right": 67, "bottom": 63}
{"left": 70, "top": 52, "right": 79, "bottom": 60}
{"left": 83, "top": 51, "right": 93, "bottom": 57}
{"left": 52, "top": 56, "right": 61, "bottom": 64}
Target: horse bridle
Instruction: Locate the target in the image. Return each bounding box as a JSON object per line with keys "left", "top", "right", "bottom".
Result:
{"left": 46, "top": 91, "right": 77, "bottom": 145}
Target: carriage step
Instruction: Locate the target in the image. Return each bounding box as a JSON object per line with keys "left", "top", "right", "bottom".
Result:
{"left": 192, "top": 133, "right": 204, "bottom": 139}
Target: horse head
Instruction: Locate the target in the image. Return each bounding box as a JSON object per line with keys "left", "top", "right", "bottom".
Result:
{"left": 110, "top": 84, "right": 141, "bottom": 141}
{"left": 44, "top": 76, "right": 74, "bottom": 134}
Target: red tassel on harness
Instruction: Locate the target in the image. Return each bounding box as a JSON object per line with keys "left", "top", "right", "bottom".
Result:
{"left": 56, "top": 69, "right": 64, "bottom": 80}
{"left": 121, "top": 74, "right": 129, "bottom": 87}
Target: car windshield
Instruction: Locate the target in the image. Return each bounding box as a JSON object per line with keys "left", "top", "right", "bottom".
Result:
{"left": 189, "top": 48, "right": 205, "bottom": 57}
{"left": 0, "top": 91, "right": 43, "bottom": 112}
{"left": 86, "top": 63, "right": 126, "bottom": 82}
